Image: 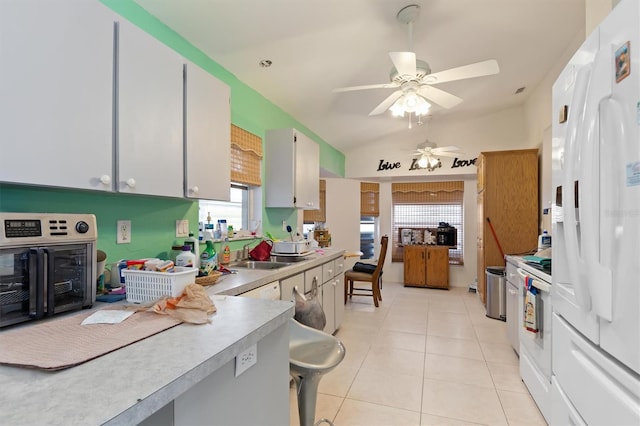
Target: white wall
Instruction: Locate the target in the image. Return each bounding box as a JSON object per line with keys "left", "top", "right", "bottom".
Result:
{"left": 344, "top": 106, "right": 542, "bottom": 288}
{"left": 323, "top": 177, "right": 361, "bottom": 270}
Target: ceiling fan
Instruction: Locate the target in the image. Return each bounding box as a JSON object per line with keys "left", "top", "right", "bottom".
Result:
{"left": 332, "top": 4, "right": 500, "bottom": 117}
{"left": 412, "top": 140, "right": 462, "bottom": 170}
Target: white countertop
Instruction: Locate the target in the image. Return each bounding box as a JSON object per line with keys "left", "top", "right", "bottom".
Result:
{"left": 0, "top": 248, "right": 345, "bottom": 425}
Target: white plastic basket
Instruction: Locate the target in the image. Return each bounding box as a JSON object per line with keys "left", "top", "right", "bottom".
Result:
{"left": 122, "top": 267, "right": 197, "bottom": 303}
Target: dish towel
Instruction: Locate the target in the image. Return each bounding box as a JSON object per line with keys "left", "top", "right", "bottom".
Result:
{"left": 523, "top": 275, "right": 539, "bottom": 334}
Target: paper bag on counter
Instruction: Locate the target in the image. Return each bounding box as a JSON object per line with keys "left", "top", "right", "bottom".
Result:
{"left": 152, "top": 283, "right": 216, "bottom": 324}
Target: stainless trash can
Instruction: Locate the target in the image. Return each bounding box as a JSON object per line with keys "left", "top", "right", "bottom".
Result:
{"left": 486, "top": 266, "right": 506, "bottom": 321}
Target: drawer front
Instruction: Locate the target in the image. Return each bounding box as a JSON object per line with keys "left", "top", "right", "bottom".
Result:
{"left": 552, "top": 313, "right": 640, "bottom": 425}
{"left": 322, "top": 260, "right": 334, "bottom": 283}
{"left": 505, "top": 257, "right": 519, "bottom": 285}
{"left": 334, "top": 257, "right": 345, "bottom": 277}
{"left": 304, "top": 266, "right": 322, "bottom": 294}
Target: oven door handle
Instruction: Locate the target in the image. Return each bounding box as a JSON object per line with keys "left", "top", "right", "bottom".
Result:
{"left": 29, "top": 248, "right": 45, "bottom": 319}
{"left": 517, "top": 268, "right": 551, "bottom": 293}
{"left": 42, "top": 248, "right": 55, "bottom": 317}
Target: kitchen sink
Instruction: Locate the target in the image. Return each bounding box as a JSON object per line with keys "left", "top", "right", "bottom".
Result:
{"left": 230, "top": 260, "right": 290, "bottom": 270}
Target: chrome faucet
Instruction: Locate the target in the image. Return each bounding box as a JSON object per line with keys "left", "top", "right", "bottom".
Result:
{"left": 242, "top": 240, "right": 254, "bottom": 260}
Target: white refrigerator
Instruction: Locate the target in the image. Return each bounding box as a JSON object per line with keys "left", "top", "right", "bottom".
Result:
{"left": 551, "top": 0, "right": 640, "bottom": 424}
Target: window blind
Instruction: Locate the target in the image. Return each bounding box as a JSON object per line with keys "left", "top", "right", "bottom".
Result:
{"left": 230, "top": 125, "right": 262, "bottom": 186}
{"left": 360, "top": 182, "right": 380, "bottom": 217}
{"left": 391, "top": 181, "right": 464, "bottom": 264}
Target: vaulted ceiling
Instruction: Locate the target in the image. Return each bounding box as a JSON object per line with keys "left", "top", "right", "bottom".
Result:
{"left": 134, "top": 0, "right": 584, "bottom": 152}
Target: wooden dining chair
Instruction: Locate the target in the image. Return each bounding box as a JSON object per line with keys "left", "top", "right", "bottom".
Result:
{"left": 344, "top": 235, "right": 388, "bottom": 307}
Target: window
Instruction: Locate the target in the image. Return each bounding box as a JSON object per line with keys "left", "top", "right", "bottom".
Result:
{"left": 360, "top": 216, "right": 376, "bottom": 259}
{"left": 199, "top": 184, "right": 248, "bottom": 232}
{"left": 198, "top": 125, "right": 262, "bottom": 237}
{"left": 391, "top": 181, "right": 464, "bottom": 265}
{"left": 360, "top": 182, "right": 379, "bottom": 259}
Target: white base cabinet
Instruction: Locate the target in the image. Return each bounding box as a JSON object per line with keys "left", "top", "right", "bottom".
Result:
{"left": 279, "top": 256, "right": 345, "bottom": 334}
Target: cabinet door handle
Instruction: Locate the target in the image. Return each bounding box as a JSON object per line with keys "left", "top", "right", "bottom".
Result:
{"left": 100, "top": 175, "right": 111, "bottom": 186}
{"left": 125, "top": 178, "right": 136, "bottom": 188}
{"left": 189, "top": 186, "right": 199, "bottom": 195}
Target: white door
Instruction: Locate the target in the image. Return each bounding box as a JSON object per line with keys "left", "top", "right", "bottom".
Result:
{"left": 595, "top": 0, "right": 640, "bottom": 375}
{"left": 184, "top": 61, "right": 230, "bottom": 201}
{"left": 0, "top": 0, "right": 114, "bottom": 191}
{"left": 117, "top": 19, "right": 183, "bottom": 197}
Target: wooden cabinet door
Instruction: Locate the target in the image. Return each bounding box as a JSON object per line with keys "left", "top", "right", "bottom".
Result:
{"left": 403, "top": 246, "right": 426, "bottom": 287}
{"left": 426, "top": 246, "right": 449, "bottom": 289}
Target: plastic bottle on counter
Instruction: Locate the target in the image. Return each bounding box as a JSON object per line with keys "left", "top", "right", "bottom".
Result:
{"left": 538, "top": 230, "right": 551, "bottom": 251}
{"left": 221, "top": 244, "right": 231, "bottom": 265}
{"left": 176, "top": 246, "right": 196, "bottom": 268}
{"left": 184, "top": 232, "right": 200, "bottom": 269}
{"left": 200, "top": 240, "right": 217, "bottom": 275}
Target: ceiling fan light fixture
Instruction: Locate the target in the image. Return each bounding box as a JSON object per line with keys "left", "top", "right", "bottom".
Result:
{"left": 389, "top": 92, "right": 431, "bottom": 118}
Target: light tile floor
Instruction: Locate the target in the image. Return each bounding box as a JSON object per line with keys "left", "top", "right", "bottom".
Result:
{"left": 289, "top": 281, "right": 547, "bottom": 426}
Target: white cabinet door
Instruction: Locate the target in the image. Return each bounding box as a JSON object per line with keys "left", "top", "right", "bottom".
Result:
{"left": 334, "top": 273, "right": 345, "bottom": 331}
{"left": 117, "top": 19, "right": 183, "bottom": 197}
{"left": 280, "top": 273, "right": 304, "bottom": 302}
{"left": 0, "top": 0, "right": 115, "bottom": 191}
{"left": 184, "top": 61, "right": 230, "bottom": 201}
{"left": 265, "top": 128, "right": 319, "bottom": 208}
{"left": 322, "top": 278, "right": 335, "bottom": 334}
{"left": 294, "top": 132, "right": 320, "bottom": 209}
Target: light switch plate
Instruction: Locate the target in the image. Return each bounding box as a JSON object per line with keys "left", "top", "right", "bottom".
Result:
{"left": 176, "top": 220, "right": 189, "bottom": 238}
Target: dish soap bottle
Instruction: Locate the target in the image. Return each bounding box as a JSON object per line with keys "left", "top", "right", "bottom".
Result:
{"left": 221, "top": 244, "right": 231, "bottom": 265}
{"left": 200, "top": 240, "right": 217, "bottom": 276}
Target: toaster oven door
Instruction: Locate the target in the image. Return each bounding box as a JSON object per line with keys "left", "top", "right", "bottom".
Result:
{"left": 44, "top": 243, "right": 95, "bottom": 316}
{"left": 0, "top": 247, "right": 38, "bottom": 327}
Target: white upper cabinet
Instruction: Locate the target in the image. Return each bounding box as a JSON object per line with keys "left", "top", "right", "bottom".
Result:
{"left": 116, "top": 19, "right": 183, "bottom": 198}
{"left": 0, "top": 0, "right": 115, "bottom": 191}
{"left": 183, "top": 61, "right": 231, "bottom": 201}
{"left": 265, "top": 128, "right": 319, "bottom": 209}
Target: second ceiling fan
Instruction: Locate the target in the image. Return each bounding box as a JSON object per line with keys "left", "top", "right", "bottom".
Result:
{"left": 333, "top": 4, "right": 500, "bottom": 117}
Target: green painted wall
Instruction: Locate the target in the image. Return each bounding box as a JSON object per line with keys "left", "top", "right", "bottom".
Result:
{"left": 0, "top": 0, "right": 344, "bottom": 262}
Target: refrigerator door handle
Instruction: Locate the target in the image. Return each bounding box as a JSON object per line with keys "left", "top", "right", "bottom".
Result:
{"left": 581, "top": 47, "right": 614, "bottom": 321}
{"left": 562, "top": 65, "right": 593, "bottom": 310}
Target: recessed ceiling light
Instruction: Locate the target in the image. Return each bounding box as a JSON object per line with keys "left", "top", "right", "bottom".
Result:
{"left": 259, "top": 59, "right": 272, "bottom": 68}
{"left": 515, "top": 87, "right": 526, "bottom": 94}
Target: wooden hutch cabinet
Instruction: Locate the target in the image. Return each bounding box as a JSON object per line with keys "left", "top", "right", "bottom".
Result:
{"left": 477, "top": 149, "right": 538, "bottom": 304}
{"left": 403, "top": 245, "right": 450, "bottom": 289}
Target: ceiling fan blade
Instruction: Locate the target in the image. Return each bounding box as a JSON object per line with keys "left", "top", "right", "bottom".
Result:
{"left": 417, "top": 86, "right": 463, "bottom": 109}
{"left": 332, "top": 82, "right": 398, "bottom": 93}
{"left": 425, "top": 59, "right": 500, "bottom": 85}
{"left": 434, "top": 151, "right": 464, "bottom": 158}
{"left": 369, "top": 90, "right": 403, "bottom": 116}
{"left": 432, "top": 146, "right": 460, "bottom": 153}
{"left": 389, "top": 51, "right": 416, "bottom": 78}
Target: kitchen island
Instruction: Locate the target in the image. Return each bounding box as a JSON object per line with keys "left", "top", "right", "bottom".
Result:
{"left": 0, "top": 248, "right": 345, "bottom": 425}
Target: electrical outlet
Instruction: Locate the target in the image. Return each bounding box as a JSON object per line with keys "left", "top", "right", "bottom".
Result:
{"left": 176, "top": 220, "right": 189, "bottom": 238}
{"left": 282, "top": 220, "right": 287, "bottom": 231}
{"left": 235, "top": 344, "right": 257, "bottom": 377}
{"left": 117, "top": 220, "right": 131, "bottom": 244}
